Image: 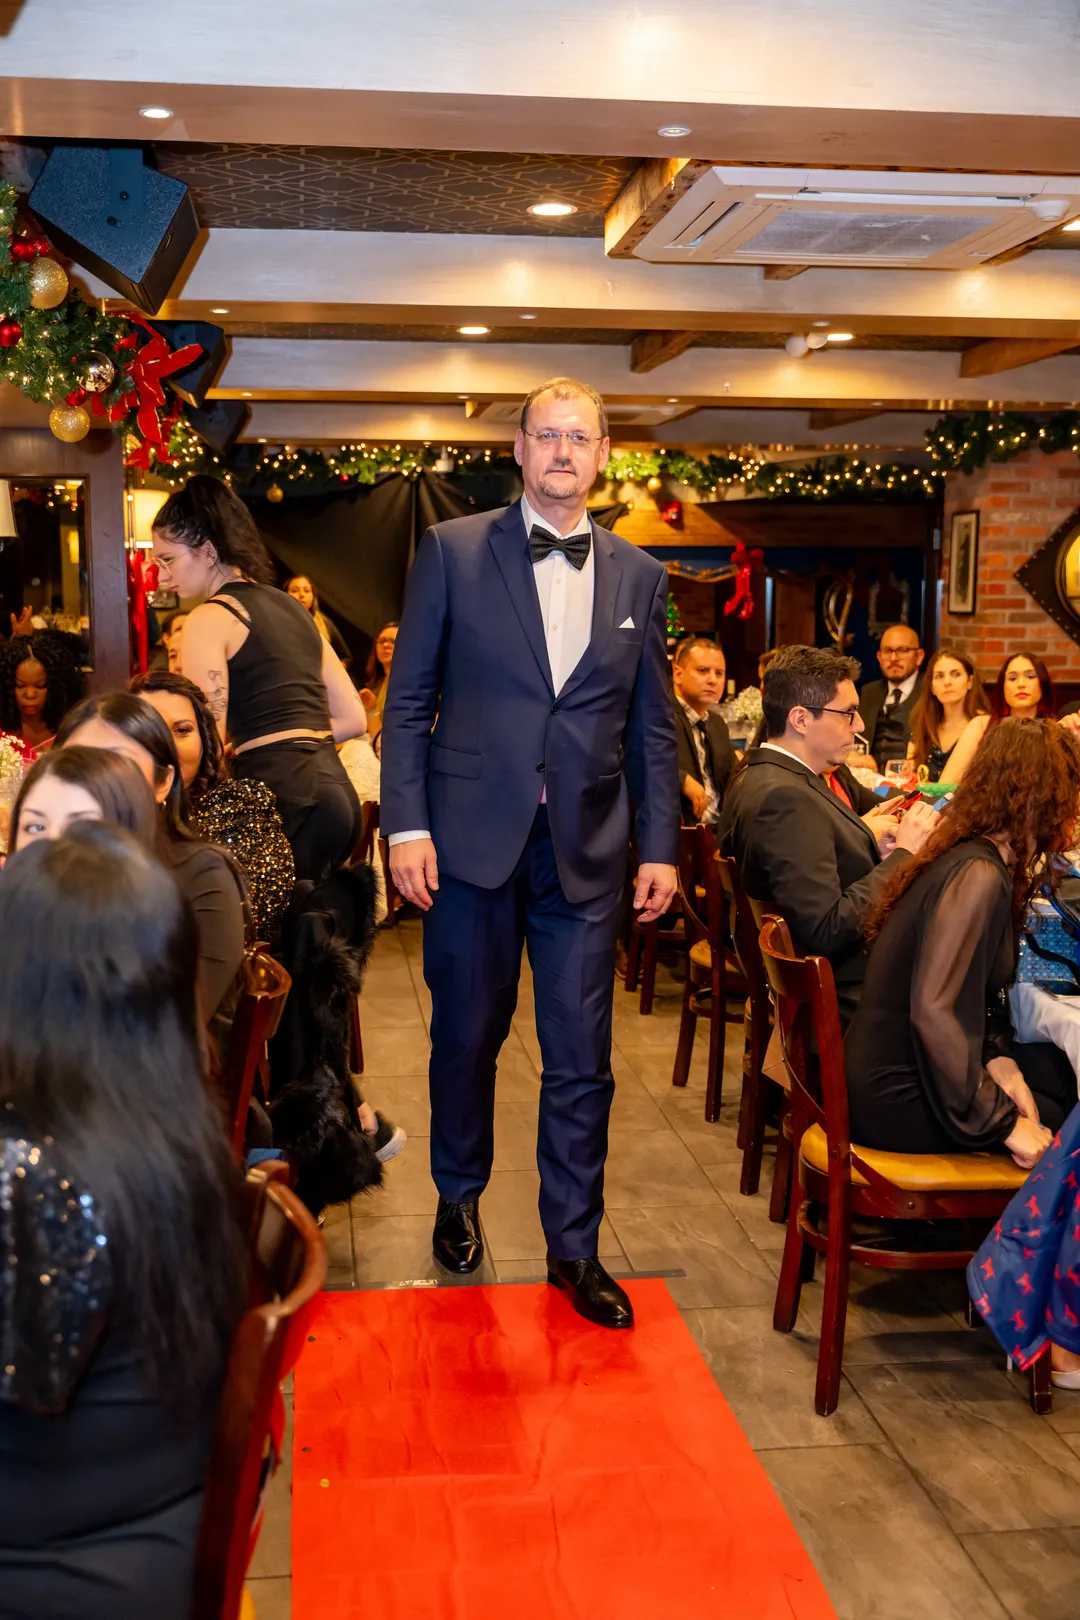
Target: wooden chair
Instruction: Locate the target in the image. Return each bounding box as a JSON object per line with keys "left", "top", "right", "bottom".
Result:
{"left": 220, "top": 953, "right": 292, "bottom": 1158}
{"left": 715, "top": 854, "right": 785, "bottom": 1198}
{"left": 191, "top": 1168, "right": 328, "bottom": 1620}
{"left": 625, "top": 882, "right": 684, "bottom": 1017}
{"left": 757, "top": 915, "right": 1047, "bottom": 1418}
{"left": 670, "top": 824, "right": 746, "bottom": 1121}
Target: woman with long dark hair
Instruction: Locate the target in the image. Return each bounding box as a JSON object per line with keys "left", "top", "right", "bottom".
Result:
{"left": 905, "top": 647, "right": 989, "bottom": 781}
{"left": 946, "top": 652, "right": 1055, "bottom": 783}
{"left": 846, "top": 719, "right": 1080, "bottom": 1169}
{"left": 285, "top": 573, "right": 351, "bottom": 666}
{"left": 0, "top": 823, "right": 248, "bottom": 1618}
{"left": 54, "top": 692, "right": 246, "bottom": 1017}
{"left": 11, "top": 744, "right": 160, "bottom": 853}
{"left": 0, "top": 628, "right": 85, "bottom": 750}
{"left": 359, "top": 621, "right": 398, "bottom": 746}
{"left": 151, "top": 476, "right": 367, "bottom": 881}
{"left": 131, "top": 668, "right": 294, "bottom": 942}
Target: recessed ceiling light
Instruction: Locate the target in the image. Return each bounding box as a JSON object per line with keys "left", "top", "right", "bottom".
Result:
{"left": 519, "top": 313, "right": 537, "bottom": 320}
{"left": 825, "top": 331, "right": 854, "bottom": 342}
{"left": 811, "top": 320, "right": 830, "bottom": 328}
{"left": 1064, "top": 219, "right": 1080, "bottom": 232}
{"left": 210, "top": 306, "right": 229, "bottom": 315}
{"left": 667, "top": 398, "right": 679, "bottom": 403}
{"left": 139, "top": 105, "right": 173, "bottom": 119}
{"left": 657, "top": 124, "right": 692, "bottom": 138}
{"left": 458, "top": 394, "right": 470, "bottom": 400}
{"left": 458, "top": 325, "right": 489, "bottom": 335}
{"left": 242, "top": 391, "right": 253, "bottom": 397}
{"left": 527, "top": 202, "right": 576, "bottom": 218}
{"left": 258, "top": 437, "right": 267, "bottom": 443}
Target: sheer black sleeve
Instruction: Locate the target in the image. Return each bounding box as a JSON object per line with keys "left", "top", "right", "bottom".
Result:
{"left": 908, "top": 858, "right": 1019, "bottom": 1148}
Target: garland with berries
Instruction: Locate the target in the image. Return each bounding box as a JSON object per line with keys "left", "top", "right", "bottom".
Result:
{"left": 0, "top": 181, "right": 197, "bottom": 463}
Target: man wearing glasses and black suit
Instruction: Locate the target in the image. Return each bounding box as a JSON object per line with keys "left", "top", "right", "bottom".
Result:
{"left": 718, "top": 645, "right": 936, "bottom": 1027}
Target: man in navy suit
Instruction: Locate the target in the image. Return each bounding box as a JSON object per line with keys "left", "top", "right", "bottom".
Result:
{"left": 381, "top": 378, "right": 679, "bottom": 1328}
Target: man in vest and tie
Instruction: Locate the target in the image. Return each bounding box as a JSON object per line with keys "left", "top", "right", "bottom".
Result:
{"left": 381, "top": 377, "right": 679, "bottom": 1329}
{"left": 857, "top": 623, "right": 925, "bottom": 769}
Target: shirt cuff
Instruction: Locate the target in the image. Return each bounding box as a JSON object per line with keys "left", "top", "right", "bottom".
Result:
{"left": 387, "top": 830, "right": 430, "bottom": 846}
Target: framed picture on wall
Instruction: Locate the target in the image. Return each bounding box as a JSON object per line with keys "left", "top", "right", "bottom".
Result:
{"left": 948, "top": 510, "right": 979, "bottom": 615}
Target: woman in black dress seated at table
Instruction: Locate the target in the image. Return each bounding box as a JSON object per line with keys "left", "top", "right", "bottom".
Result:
{"left": 151, "top": 477, "right": 368, "bottom": 883}
{"left": 0, "top": 824, "right": 248, "bottom": 1620}
{"left": 905, "top": 647, "right": 988, "bottom": 783}
{"left": 846, "top": 718, "right": 1080, "bottom": 1171}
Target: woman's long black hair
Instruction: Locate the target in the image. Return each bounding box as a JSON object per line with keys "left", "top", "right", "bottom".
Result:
{"left": 0, "top": 824, "right": 248, "bottom": 1409}
{"left": 0, "top": 629, "right": 86, "bottom": 734}
{"left": 130, "top": 669, "right": 225, "bottom": 802}
{"left": 152, "top": 474, "right": 276, "bottom": 585}
{"left": 12, "top": 745, "right": 163, "bottom": 854}
{"left": 54, "top": 691, "right": 197, "bottom": 843}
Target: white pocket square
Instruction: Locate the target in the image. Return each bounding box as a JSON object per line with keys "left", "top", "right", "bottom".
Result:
{"left": 619, "top": 615, "right": 635, "bottom": 629}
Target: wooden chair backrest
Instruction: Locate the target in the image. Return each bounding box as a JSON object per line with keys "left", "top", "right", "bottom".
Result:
{"left": 757, "top": 915, "right": 850, "bottom": 1151}
{"left": 676, "top": 822, "right": 721, "bottom": 945}
{"left": 220, "top": 953, "right": 292, "bottom": 1158}
{"left": 351, "top": 799, "right": 379, "bottom": 866}
{"left": 716, "top": 852, "right": 768, "bottom": 1006}
{"left": 191, "top": 1172, "right": 327, "bottom": 1620}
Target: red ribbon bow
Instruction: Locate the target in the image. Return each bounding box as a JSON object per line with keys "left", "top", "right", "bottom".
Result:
{"left": 724, "top": 543, "right": 765, "bottom": 620}
{"left": 90, "top": 314, "right": 201, "bottom": 464}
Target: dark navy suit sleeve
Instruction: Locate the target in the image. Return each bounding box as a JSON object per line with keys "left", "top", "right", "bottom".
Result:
{"left": 379, "top": 525, "right": 448, "bottom": 838}
{"left": 624, "top": 567, "right": 680, "bottom": 866}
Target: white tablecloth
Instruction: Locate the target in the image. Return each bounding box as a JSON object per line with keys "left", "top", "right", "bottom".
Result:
{"left": 1010, "top": 982, "right": 1080, "bottom": 1087}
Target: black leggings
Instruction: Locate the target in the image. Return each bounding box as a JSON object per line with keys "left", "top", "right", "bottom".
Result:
{"left": 232, "top": 739, "right": 361, "bottom": 884}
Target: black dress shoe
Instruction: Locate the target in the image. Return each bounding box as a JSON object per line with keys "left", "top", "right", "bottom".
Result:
{"left": 546, "top": 1256, "right": 634, "bottom": 1329}
{"left": 432, "top": 1198, "right": 483, "bottom": 1273}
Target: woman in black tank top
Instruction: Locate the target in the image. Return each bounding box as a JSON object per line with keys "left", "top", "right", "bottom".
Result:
{"left": 150, "top": 478, "right": 367, "bottom": 881}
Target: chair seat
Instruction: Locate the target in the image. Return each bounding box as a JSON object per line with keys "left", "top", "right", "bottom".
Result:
{"left": 689, "top": 939, "right": 712, "bottom": 970}
{"left": 799, "top": 1122, "right": 1029, "bottom": 1192}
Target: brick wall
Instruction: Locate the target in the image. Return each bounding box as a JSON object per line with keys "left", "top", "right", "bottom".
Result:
{"left": 941, "top": 448, "right": 1080, "bottom": 687}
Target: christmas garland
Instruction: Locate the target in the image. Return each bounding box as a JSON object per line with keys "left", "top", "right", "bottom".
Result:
{"left": 0, "top": 182, "right": 194, "bottom": 462}
{"left": 924, "top": 410, "right": 1080, "bottom": 475}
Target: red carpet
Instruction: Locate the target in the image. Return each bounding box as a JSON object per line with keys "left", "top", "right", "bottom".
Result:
{"left": 292, "top": 1280, "right": 836, "bottom": 1620}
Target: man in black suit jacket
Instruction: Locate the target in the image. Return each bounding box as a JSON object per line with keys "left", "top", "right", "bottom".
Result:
{"left": 719, "top": 645, "right": 936, "bottom": 1025}
{"left": 671, "top": 636, "right": 736, "bottom": 824}
{"left": 857, "top": 623, "right": 925, "bottom": 769}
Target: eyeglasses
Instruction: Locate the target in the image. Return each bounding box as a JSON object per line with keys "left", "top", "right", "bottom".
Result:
{"left": 522, "top": 428, "right": 603, "bottom": 448}
{"left": 809, "top": 705, "right": 861, "bottom": 726}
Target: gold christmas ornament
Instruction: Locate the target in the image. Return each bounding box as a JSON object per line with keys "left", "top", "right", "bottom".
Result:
{"left": 49, "top": 403, "right": 91, "bottom": 443}
{"left": 79, "top": 350, "right": 115, "bottom": 393}
{"left": 266, "top": 483, "right": 284, "bottom": 503}
{"left": 29, "top": 256, "right": 69, "bottom": 310}
{"left": 646, "top": 475, "right": 663, "bottom": 492}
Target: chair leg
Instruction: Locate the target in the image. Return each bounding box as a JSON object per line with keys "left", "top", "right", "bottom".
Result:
{"left": 769, "top": 1105, "right": 793, "bottom": 1224}
{"left": 964, "top": 1294, "right": 978, "bottom": 1328}
{"left": 350, "top": 995, "right": 364, "bottom": 1076}
{"left": 773, "top": 1186, "right": 810, "bottom": 1333}
{"left": 625, "top": 923, "right": 643, "bottom": 993}
{"left": 739, "top": 1020, "right": 770, "bottom": 1197}
{"left": 703, "top": 964, "right": 726, "bottom": 1123}
{"left": 814, "top": 1183, "right": 853, "bottom": 1417}
{"left": 639, "top": 923, "right": 659, "bottom": 1016}
{"left": 1029, "top": 1346, "right": 1053, "bottom": 1415}
{"left": 671, "top": 975, "right": 697, "bottom": 1088}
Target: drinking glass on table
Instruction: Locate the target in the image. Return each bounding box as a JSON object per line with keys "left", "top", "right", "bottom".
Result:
{"left": 885, "top": 759, "right": 910, "bottom": 787}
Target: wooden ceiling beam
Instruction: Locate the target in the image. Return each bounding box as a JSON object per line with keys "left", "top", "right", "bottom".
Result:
{"left": 463, "top": 399, "right": 492, "bottom": 418}
{"left": 605, "top": 158, "right": 716, "bottom": 259}
{"left": 629, "top": 330, "right": 704, "bottom": 374}
{"left": 959, "top": 337, "right": 1080, "bottom": 377}
{"left": 808, "top": 408, "right": 887, "bottom": 429}
{"left": 763, "top": 264, "right": 810, "bottom": 280}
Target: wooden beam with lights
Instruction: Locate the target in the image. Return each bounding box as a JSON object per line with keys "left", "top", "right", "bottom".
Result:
{"left": 959, "top": 336, "right": 1080, "bottom": 378}
{"left": 629, "top": 330, "right": 703, "bottom": 374}
{"left": 605, "top": 158, "right": 715, "bottom": 259}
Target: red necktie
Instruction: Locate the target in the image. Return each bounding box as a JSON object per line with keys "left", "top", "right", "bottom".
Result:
{"left": 827, "top": 772, "right": 853, "bottom": 810}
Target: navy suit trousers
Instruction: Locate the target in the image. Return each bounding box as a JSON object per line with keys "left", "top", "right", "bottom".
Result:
{"left": 422, "top": 807, "right": 621, "bottom": 1259}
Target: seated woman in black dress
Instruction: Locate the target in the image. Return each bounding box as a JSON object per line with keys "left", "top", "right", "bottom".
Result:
{"left": 0, "top": 823, "right": 248, "bottom": 1620}
{"left": 847, "top": 718, "right": 1080, "bottom": 1171}
{"left": 54, "top": 692, "right": 246, "bottom": 1019}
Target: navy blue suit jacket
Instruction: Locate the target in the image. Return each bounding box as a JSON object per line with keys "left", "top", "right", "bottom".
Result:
{"left": 380, "top": 501, "right": 680, "bottom": 902}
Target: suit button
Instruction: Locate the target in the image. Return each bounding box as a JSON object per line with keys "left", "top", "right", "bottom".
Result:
{"left": 536, "top": 762, "right": 545, "bottom": 772}
{"left": 551, "top": 703, "right": 560, "bottom": 714}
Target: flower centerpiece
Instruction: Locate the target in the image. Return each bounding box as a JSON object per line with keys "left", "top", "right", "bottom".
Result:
{"left": 722, "top": 685, "right": 763, "bottom": 748}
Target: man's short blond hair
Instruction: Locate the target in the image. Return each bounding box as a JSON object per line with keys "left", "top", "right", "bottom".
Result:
{"left": 519, "top": 378, "right": 609, "bottom": 439}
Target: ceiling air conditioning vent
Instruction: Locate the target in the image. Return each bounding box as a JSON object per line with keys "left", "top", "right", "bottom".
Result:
{"left": 631, "top": 168, "right": 1080, "bottom": 270}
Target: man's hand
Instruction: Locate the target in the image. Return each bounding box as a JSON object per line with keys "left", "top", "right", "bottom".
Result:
{"left": 389, "top": 837, "right": 440, "bottom": 911}
{"left": 634, "top": 862, "right": 678, "bottom": 925}
{"left": 1004, "top": 1115, "right": 1053, "bottom": 1171}
{"left": 893, "top": 799, "right": 938, "bottom": 856}
{"left": 987, "top": 1055, "right": 1041, "bottom": 1124}
{"left": 861, "top": 802, "right": 901, "bottom": 856}
{"left": 682, "top": 775, "right": 708, "bottom": 822}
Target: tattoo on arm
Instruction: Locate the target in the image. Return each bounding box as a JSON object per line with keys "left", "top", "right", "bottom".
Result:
{"left": 206, "top": 669, "right": 228, "bottom": 722}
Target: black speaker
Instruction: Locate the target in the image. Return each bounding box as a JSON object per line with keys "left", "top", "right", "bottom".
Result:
{"left": 29, "top": 145, "right": 199, "bottom": 314}
{"left": 188, "top": 399, "right": 251, "bottom": 455}
{"left": 149, "top": 319, "right": 229, "bottom": 408}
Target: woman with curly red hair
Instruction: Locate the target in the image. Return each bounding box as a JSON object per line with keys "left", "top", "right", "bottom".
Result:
{"left": 944, "top": 652, "right": 1055, "bottom": 782}
{"left": 846, "top": 718, "right": 1080, "bottom": 1171}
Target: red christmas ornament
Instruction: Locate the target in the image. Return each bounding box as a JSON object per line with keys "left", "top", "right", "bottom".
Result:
{"left": 660, "top": 499, "right": 683, "bottom": 527}
{"left": 0, "top": 318, "right": 22, "bottom": 348}
{"left": 65, "top": 387, "right": 88, "bottom": 406}
{"left": 29, "top": 236, "right": 52, "bottom": 258}
{"left": 9, "top": 239, "right": 33, "bottom": 264}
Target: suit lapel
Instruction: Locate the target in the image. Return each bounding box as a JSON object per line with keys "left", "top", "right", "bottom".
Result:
{"left": 558, "top": 521, "right": 622, "bottom": 699}
{"left": 807, "top": 769, "right": 879, "bottom": 855}
{"left": 487, "top": 502, "right": 554, "bottom": 695}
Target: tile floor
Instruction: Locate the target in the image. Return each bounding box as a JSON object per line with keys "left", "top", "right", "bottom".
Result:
{"left": 248, "top": 920, "right": 1080, "bottom": 1620}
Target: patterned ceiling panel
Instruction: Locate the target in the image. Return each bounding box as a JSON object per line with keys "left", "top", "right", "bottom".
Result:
{"left": 153, "top": 145, "right": 638, "bottom": 234}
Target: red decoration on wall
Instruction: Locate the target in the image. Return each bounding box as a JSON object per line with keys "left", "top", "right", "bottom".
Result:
{"left": 660, "top": 499, "right": 683, "bottom": 527}
{"left": 127, "top": 550, "right": 160, "bottom": 673}
{"left": 724, "top": 542, "right": 764, "bottom": 620}
{"left": 0, "top": 319, "right": 22, "bottom": 347}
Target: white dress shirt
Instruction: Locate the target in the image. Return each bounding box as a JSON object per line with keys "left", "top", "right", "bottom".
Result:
{"left": 389, "top": 495, "right": 595, "bottom": 844}
{"left": 885, "top": 670, "right": 919, "bottom": 706}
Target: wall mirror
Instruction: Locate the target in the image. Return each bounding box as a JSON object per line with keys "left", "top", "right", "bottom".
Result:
{"left": 0, "top": 476, "right": 91, "bottom": 666}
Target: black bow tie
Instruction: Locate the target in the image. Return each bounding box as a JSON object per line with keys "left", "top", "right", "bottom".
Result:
{"left": 528, "top": 524, "right": 591, "bottom": 571}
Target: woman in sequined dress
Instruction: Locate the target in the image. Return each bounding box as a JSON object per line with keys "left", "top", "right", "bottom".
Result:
{"left": 0, "top": 823, "right": 248, "bottom": 1620}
